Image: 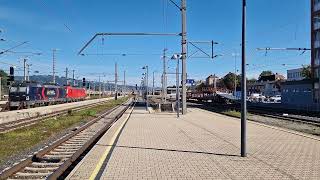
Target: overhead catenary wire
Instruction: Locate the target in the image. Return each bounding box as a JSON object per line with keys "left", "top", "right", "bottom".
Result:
{"left": 0, "top": 41, "right": 29, "bottom": 55}
{"left": 81, "top": 53, "right": 164, "bottom": 56}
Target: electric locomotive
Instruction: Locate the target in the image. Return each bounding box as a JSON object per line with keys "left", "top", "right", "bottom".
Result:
{"left": 9, "top": 82, "right": 66, "bottom": 109}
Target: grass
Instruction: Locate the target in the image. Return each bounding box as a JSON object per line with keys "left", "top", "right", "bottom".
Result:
{"left": 221, "top": 110, "right": 241, "bottom": 118}
{"left": 0, "top": 97, "right": 128, "bottom": 164}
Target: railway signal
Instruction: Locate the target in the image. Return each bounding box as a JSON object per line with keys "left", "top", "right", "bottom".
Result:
{"left": 9, "top": 66, "right": 14, "bottom": 82}
{"left": 82, "top": 78, "right": 86, "bottom": 87}
{"left": 7, "top": 66, "right": 14, "bottom": 86}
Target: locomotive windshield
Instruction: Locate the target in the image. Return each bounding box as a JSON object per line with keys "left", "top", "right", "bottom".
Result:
{"left": 10, "top": 87, "right": 27, "bottom": 93}
{"left": 19, "top": 87, "right": 27, "bottom": 93}
{"left": 9, "top": 87, "right": 18, "bottom": 92}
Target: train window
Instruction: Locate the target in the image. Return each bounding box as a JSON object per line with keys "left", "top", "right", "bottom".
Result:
{"left": 10, "top": 87, "right": 18, "bottom": 92}
{"left": 18, "top": 87, "right": 27, "bottom": 92}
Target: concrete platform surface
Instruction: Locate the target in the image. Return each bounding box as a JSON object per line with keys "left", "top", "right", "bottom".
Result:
{"left": 67, "top": 106, "right": 320, "bottom": 180}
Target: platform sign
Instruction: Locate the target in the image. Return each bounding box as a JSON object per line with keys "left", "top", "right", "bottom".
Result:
{"left": 186, "top": 79, "right": 195, "bottom": 85}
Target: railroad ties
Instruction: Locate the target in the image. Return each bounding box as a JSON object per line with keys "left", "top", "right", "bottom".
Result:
{"left": 9, "top": 129, "right": 96, "bottom": 179}
{"left": 2, "top": 99, "right": 133, "bottom": 180}
{"left": 0, "top": 100, "right": 110, "bottom": 133}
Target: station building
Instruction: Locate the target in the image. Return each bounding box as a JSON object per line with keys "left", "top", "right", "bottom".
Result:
{"left": 247, "top": 73, "right": 285, "bottom": 97}
{"left": 287, "top": 68, "right": 304, "bottom": 81}
{"left": 312, "top": 0, "right": 320, "bottom": 102}
{"left": 281, "top": 79, "right": 313, "bottom": 106}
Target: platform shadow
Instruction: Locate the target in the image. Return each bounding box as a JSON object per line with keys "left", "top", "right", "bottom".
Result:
{"left": 97, "top": 144, "right": 240, "bottom": 157}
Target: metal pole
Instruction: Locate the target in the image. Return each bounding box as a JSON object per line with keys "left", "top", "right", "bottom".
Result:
{"left": 23, "top": 59, "right": 27, "bottom": 81}
{"left": 123, "top": 70, "right": 126, "bottom": 95}
{"left": 241, "top": 0, "right": 247, "bottom": 157}
{"left": 176, "top": 59, "right": 180, "bottom": 118}
{"left": 72, "top": 70, "right": 75, "bottom": 86}
{"left": 103, "top": 81, "right": 105, "bottom": 97}
{"left": 65, "top": 67, "right": 69, "bottom": 85}
{"left": 163, "top": 48, "right": 167, "bottom": 102}
{"left": 181, "top": 0, "right": 187, "bottom": 114}
{"left": 99, "top": 75, "right": 101, "bottom": 98}
{"left": 52, "top": 49, "right": 56, "bottom": 84}
{"left": 115, "top": 62, "right": 118, "bottom": 100}
{"left": 153, "top": 71, "right": 155, "bottom": 95}
{"left": 146, "top": 66, "right": 149, "bottom": 111}
{"left": 26, "top": 64, "right": 30, "bottom": 81}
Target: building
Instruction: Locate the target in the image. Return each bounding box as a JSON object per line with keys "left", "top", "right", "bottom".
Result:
{"left": 281, "top": 79, "right": 314, "bottom": 106}
{"left": 247, "top": 73, "right": 285, "bottom": 97}
{"left": 205, "top": 74, "right": 218, "bottom": 88}
{"left": 287, "top": 68, "right": 304, "bottom": 81}
{"left": 311, "top": 0, "right": 320, "bottom": 102}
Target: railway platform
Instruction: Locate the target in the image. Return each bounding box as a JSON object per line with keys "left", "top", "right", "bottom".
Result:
{"left": 67, "top": 103, "right": 320, "bottom": 180}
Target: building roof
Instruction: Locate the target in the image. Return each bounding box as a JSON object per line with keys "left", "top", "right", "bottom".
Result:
{"left": 258, "top": 73, "right": 285, "bottom": 82}
{"left": 287, "top": 68, "right": 303, "bottom": 72}
{"left": 281, "top": 79, "right": 313, "bottom": 86}
{"left": 206, "top": 74, "right": 218, "bottom": 79}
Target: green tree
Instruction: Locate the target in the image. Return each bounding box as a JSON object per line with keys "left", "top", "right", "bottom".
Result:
{"left": 301, "top": 65, "right": 311, "bottom": 79}
{"left": 259, "top": 70, "right": 273, "bottom": 79}
{"left": 247, "top": 78, "right": 257, "bottom": 84}
{"left": 222, "top": 72, "right": 240, "bottom": 90}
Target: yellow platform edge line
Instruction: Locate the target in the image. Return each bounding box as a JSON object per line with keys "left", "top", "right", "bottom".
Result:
{"left": 89, "top": 106, "right": 134, "bottom": 180}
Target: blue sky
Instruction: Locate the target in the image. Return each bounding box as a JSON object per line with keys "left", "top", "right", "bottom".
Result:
{"left": 0, "top": 0, "right": 311, "bottom": 86}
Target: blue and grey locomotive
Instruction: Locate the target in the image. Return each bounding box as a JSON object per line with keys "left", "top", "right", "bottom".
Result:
{"left": 9, "top": 82, "right": 66, "bottom": 109}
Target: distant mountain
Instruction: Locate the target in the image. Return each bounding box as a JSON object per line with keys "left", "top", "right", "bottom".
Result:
{"left": 14, "top": 75, "right": 135, "bottom": 91}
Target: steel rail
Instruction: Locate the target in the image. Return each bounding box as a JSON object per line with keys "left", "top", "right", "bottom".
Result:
{"left": 0, "top": 99, "right": 134, "bottom": 179}
{"left": 0, "top": 99, "right": 116, "bottom": 133}
{"left": 188, "top": 101, "right": 320, "bottom": 127}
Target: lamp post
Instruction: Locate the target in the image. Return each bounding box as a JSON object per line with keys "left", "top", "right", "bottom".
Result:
{"left": 241, "top": 0, "right": 247, "bottom": 157}
{"left": 171, "top": 54, "right": 182, "bottom": 118}
{"left": 142, "top": 66, "right": 149, "bottom": 111}
{"left": 115, "top": 63, "right": 118, "bottom": 100}
{"left": 181, "top": 0, "right": 187, "bottom": 115}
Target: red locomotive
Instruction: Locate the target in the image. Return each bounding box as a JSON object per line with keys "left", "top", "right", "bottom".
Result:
{"left": 65, "top": 86, "right": 86, "bottom": 102}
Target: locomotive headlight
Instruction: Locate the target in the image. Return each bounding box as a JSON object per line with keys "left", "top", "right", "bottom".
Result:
{"left": 26, "top": 96, "right": 29, "bottom": 100}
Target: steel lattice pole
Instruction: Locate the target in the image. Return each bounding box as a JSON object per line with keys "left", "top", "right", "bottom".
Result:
{"left": 181, "top": 0, "right": 187, "bottom": 114}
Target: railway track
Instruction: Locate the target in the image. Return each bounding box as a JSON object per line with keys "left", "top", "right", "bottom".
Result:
{"left": 248, "top": 109, "right": 320, "bottom": 127}
{"left": 188, "top": 101, "right": 320, "bottom": 127}
{"left": 0, "top": 99, "right": 117, "bottom": 133}
{"left": 0, "top": 99, "right": 134, "bottom": 179}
